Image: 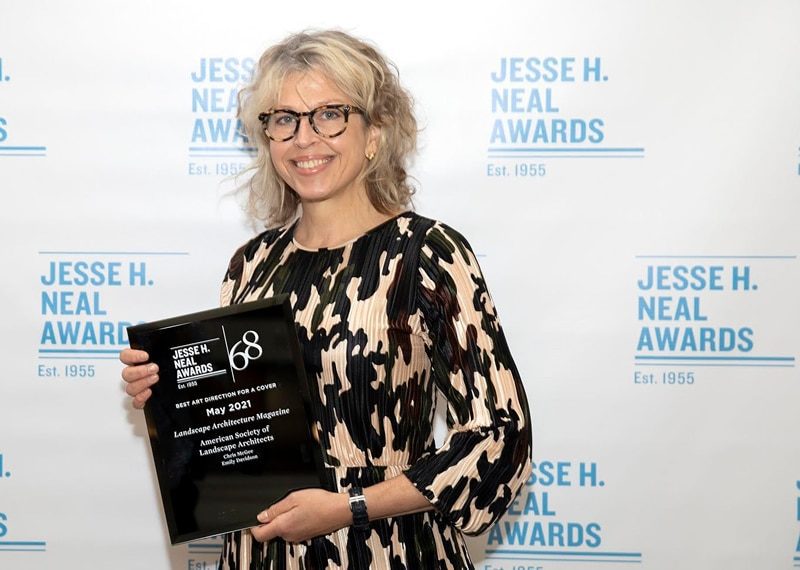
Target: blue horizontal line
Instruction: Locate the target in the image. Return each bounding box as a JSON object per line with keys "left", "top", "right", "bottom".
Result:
{"left": 0, "top": 153, "right": 47, "bottom": 157}
{"left": 38, "top": 251, "right": 189, "bottom": 255}
{"left": 0, "top": 146, "right": 47, "bottom": 151}
{"left": 635, "top": 363, "right": 794, "bottom": 368}
{"left": 488, "top": 147, "right": 644, "bottom": 153}
{"left": 487, "top": 557, "right": 640, "bottom": 564}
{"left": 0, "top": 548, "right": 46, "bottom": 552}
{"left": 189, "top": 154, "right": 251, "bottom": 159}
{"left": 0, "top": 541, "right": 47, "bottom": 546}
{"left": 485, "top": 549, "right": 641, "bottom": 558}
{"left": 635, "top": 355, "right": 794, "bottom": 362}
{"left": 39, "top": 349, "right": 122, "bottom": 354}
{"left": 188, "top": 146, "right": 256, "bottom": 152}
{"left": 635, "top": 255, "right": 796, "bottom": 259}
{"left": 488, "top": 154, "right": 644, "bottom": 159}
{"left": 38, "top": 356, "right": 120, "bottom": 360}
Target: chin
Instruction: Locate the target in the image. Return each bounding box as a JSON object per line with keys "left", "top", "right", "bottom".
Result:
{"left": 293, "top": 188, "right": 336, "bottom": 203}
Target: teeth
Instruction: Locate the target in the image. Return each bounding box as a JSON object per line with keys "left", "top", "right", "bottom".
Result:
{"left": 295, "top": 158, "right": 331, "bottom": 169}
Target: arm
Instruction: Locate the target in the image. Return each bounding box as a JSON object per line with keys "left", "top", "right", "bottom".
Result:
{"left": 249, "top": 474, "right": 430, "bottom": 543}
{"left": 402, "top": 222, "right": 532, "bottom": 536}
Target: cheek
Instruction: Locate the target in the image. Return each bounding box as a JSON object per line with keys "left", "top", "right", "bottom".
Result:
{"left": 332, "top": 140, "right": 363, "bottom": 168}
{"left": 268, "top": 147, "right": 287, "bottom": 173}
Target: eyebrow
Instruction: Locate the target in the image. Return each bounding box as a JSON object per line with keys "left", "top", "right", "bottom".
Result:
{"left": 271, "top": 100, "right": 346, "bottom": 110}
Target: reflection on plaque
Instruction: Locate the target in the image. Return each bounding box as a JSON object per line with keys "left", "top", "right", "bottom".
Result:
{"left": 128, "top": 296, "right": 324, "bottom": 544}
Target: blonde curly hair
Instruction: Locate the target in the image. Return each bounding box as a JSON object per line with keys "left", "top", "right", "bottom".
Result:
{"left": 237, "top": 30, "right": 417, "bottom": 227}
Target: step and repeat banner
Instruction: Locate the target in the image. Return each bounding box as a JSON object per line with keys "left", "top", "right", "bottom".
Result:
{"left": 1, "top": 1, "right": 799, "bottom": 569}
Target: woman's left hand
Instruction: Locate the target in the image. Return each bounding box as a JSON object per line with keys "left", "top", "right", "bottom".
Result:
{"left": 250, "top": 488, "right": 352, "bottom": 543}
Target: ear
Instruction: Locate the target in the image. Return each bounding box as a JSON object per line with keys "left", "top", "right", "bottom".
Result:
{"left": 365, "top": 124, "right": 381, "bottom": 157}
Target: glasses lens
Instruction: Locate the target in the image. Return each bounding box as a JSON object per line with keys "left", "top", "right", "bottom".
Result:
{"left": 311, "top": 106, "right": 348, "bottom": 137}
{"left": 266, "top": 111, "right": 298, "bottom": 140}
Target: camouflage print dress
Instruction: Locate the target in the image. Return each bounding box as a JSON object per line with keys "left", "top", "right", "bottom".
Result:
{"left": 218, "top": 212, "right": 532, "bottom": 569}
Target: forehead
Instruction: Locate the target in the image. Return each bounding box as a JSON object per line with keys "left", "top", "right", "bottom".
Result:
{"left": 275, "top": 70, "right": 349, "bottom": 109}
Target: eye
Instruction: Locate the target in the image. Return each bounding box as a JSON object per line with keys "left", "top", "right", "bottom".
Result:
{"left": 271, "top": 112, "right": 297, "bottom": 127}
{"left": 317, "top": 107, "right": 344, "bottom": 122}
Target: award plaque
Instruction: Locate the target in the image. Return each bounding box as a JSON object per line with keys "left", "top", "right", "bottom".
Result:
{"left": 127, "top": 296, "right": 324, "bottom": 544}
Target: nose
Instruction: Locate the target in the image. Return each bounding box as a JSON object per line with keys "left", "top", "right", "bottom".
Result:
{"left": 293, "top": 115, "right": 317, "bottom": 147}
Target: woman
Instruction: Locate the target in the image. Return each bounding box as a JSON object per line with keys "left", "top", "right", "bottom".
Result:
{"left": 121, "top": 30, "right": 532, "bottom": 569}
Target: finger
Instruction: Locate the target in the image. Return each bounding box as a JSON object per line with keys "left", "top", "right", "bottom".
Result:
{"left": 119, "top": 348, "right": 150, "bottom": 365}
{"left": 258, "top": 495, "right": 294, "bottom": 524}
{"left": 121, "top": 362, "right": 159, "bottom": 383}
{"left": 125, "top": 375, "right": 159, "bottom": 397}
{"left": 250, "top": 522, "right": 273, "bottom": 543}
{"left": 131, "top": 387, "right": 152, "bottom": 409}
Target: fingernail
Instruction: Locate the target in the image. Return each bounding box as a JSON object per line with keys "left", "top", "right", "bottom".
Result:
{"left": 148, "top": 364, "right": 158, "bottom": 373}
{"left": 257, "top": 511, "right": 269, "bottom": 523}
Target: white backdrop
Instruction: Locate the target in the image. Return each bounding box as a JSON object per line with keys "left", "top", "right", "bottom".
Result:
{"left": 1, "top": 1, "right": 799, "bottom": 569}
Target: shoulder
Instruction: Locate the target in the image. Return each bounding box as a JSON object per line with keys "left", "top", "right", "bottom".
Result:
{"left": 224, "top": 223, "right": 293, "bottom": 281}
{"left": 396, "top": 213, "right": 482, "bottom": 291}
{"left": 406, "top": 213, "right": 477, "bottom": 267}
{"left": 401, "top": 212, "right": 474, "bottom": 251}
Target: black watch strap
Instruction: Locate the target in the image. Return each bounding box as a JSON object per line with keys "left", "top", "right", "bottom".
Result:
{"left": 348, "top": 486, "right": 370, "bottom": 532}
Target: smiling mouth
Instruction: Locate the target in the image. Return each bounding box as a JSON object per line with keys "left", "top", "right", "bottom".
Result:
{"left": 293, "top": 157, "right": 333, "bottom": 169}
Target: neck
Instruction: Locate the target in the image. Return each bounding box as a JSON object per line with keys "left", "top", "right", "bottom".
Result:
{"left": 293, "top": 189, "right": 400, "bottom": 249}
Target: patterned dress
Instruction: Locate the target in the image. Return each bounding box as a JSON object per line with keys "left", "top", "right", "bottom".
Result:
{"left": 218, "top": 211, "right": 532, "bottom": 569}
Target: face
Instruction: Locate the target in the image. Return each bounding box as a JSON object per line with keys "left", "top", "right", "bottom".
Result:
{"left": 268, "top": 70, "right": 379, "bottom": 207}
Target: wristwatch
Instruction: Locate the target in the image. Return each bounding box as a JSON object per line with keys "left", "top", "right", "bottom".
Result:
{"left": 348, "top": 486, "right": 370, "bottom": 532}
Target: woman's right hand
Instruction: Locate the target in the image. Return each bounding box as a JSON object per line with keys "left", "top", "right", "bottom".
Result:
{"left": 120, "top": 349, "right": 158, "bottom": 409}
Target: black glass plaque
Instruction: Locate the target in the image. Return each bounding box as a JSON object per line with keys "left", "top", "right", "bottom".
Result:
{"left": 127, "top": 296, "right": 324, "bottom": 544}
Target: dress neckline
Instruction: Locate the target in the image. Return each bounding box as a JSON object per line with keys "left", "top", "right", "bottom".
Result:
{"left": 290, "top": 211, "right": 412, "bottom": 252}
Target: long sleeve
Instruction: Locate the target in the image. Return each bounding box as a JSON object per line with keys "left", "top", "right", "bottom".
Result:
{"left": 404, "top": 222, "right": 533, "bottom": 536}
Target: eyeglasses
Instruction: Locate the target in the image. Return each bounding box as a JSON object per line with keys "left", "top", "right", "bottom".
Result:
{"left": 258, "top": 104, "right": 365, "bottom": 142}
